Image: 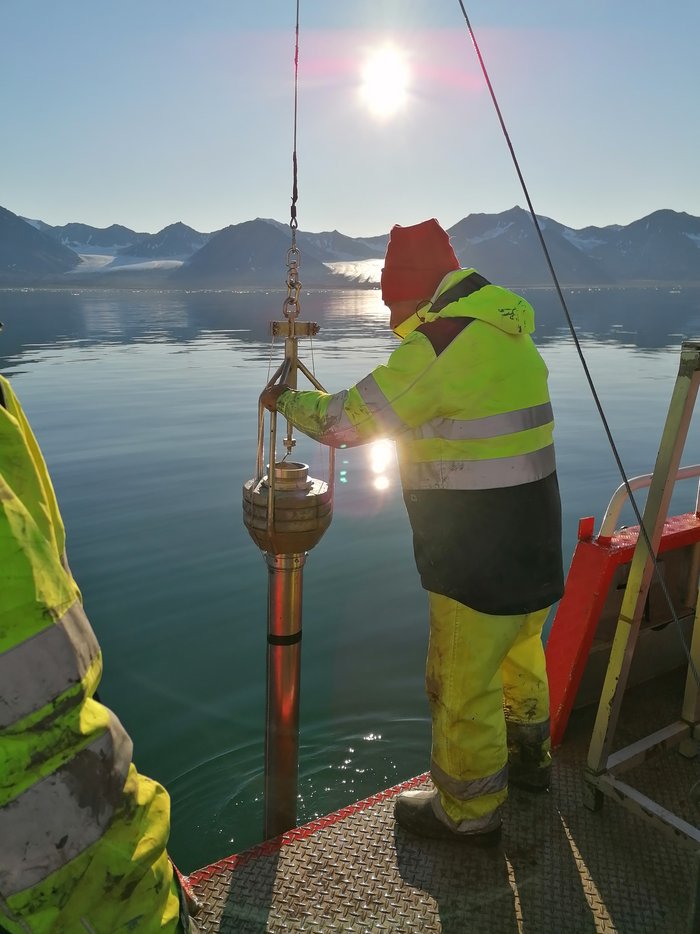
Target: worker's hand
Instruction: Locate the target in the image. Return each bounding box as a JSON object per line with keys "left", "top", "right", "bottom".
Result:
{"left": 260, "top": 383, "right": 291, "bottom": 412}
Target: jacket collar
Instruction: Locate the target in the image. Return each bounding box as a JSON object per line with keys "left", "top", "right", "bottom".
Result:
{"left": 392, "top": 268, "right": 478, "bottom": 340}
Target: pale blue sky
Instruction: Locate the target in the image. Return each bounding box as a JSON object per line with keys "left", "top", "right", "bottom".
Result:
{"left": 2, "top": 1, "right": 699, "bottom": 237}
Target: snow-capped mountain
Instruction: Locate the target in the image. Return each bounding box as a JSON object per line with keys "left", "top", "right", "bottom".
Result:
{"left": 119, "top": 222, "right": 211, "bottom": 259}
{"left": 173, "top": 219, "right": 345, "bottom": 286}
{"left": 3, "top": 205, "right": 700, "bottom": 286}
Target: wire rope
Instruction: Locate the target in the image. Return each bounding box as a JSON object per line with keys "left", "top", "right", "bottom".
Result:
{"left": 290, "top": 0, "right": 300, "bottom": 237}
{"left": 456, "top": 1, "right": 699, "bottom": 683}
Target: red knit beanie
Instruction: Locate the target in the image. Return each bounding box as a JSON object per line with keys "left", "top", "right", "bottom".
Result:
{"left": 380, "top": 219, "right": 460, "bottom": 303}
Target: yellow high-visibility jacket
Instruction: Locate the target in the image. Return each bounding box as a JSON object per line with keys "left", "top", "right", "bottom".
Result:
{"left": 0, "top": 375, "right": 182, "bottom": 933}
{"left": 277, "top": 269, "right": 564, "bottom": 614}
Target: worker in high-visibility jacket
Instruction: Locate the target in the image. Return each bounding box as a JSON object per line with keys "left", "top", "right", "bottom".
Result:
{"left": 0, "top": 373, "right": 198, "bottom": 932}
{"left": 262, "top": 219, "right": 564, "bottom": 845}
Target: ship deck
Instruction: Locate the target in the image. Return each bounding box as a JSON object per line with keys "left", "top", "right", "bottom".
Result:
{"left": 188, "top": 669, "right": 699, "bottom": 933}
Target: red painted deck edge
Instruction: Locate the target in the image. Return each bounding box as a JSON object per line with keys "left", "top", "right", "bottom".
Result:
{"left": 187, "top": 772, "right": 429, "bottom": 885}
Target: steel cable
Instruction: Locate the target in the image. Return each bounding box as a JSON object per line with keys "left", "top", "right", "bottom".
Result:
{"left": 456, "top": 1, "right": 699, "bottom": 684}
{"left": 290, "top": 0, "right": 300, "bottom": 236}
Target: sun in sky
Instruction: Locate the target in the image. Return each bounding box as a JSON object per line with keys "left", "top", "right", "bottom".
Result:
{"left": 359, "top": 44, "right": 411, "bottom": 119}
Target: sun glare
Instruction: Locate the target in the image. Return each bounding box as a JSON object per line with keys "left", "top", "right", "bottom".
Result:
{"left": 369, "top": 439, "right": 394, "bottom": 474}
{"left": 360, "top": 45, "right": 410, "bottom": 119}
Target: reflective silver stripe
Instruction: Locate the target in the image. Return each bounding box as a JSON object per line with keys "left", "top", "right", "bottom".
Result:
{"left": 354, "top": 374, "right": 409, "bottom": 435}
{"left": 315, "top": 377, "right": 409, "bottom": 445}
{"left": 0, "top": 716, "right": 133, "bottom": 895}
{"left": 431, "top": 759, "right": 508, "bottom": 800}
{"left": 433, "top": 795, "right": 503, "bottom": 835}
{"left": 420, "top": 401, "right": 553, "bottom": 442}
{"left": 451, "top": 808, "right": 503, "bottom": 834}
{"left": 506, "top": 718, "right": 551, "bottom": 746}
{"left": 0, "top": 602, "right": 101, "bottom": 729}
{"left": 401, "top": 444, "right": 556, "bottom": 490}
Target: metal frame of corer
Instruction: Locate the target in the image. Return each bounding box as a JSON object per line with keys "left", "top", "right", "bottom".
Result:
{"left": 242, "top": 262, "right": 334, "bottom": 840}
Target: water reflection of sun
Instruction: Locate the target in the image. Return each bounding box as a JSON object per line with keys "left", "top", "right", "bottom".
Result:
{"left": 369, "top": 439, "right": 394, "bottom": 490}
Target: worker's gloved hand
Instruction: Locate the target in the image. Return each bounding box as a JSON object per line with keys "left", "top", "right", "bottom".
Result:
{"left": 260, "top": 383, "right": 291, "bottom": 411}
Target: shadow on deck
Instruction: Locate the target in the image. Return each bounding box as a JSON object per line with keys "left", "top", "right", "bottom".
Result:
{"left": 188, "top": 669, "right": 698, "bottom": 933}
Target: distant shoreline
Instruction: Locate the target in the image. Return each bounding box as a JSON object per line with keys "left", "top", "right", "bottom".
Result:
{"left": 2, "top": 281, "right": 700, "bottom": 293}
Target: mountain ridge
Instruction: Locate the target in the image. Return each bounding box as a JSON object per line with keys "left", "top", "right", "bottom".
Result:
{"left": 3, "top": 204, "right": 700, "bottom": 288}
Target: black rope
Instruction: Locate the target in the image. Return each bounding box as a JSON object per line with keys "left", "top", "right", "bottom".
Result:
{"left": 290, "top": 0, "right": 300, "bottom": 233}
{"left": 456, "top": 1, "right": 699, "bottom": 683}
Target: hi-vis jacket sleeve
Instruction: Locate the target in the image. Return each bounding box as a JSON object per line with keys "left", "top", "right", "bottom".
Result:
{"left": 276, "top": 332, "right": 440, "bottom": 447}
{"left": 0, "top": 376, "right": 67, "bottom": 561}
{"left": 0, "top": 375, "right": 182, "bottom": 934}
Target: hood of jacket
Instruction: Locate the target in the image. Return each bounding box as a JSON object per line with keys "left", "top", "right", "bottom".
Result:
{"left": 393, "top": 268, "right": 535, "bottom": 340}
{"left": 433, "top": 268, "right": 535, "bottom": 335}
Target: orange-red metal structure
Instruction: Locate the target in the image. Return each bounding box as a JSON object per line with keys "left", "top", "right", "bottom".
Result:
{"left": 546, "top": 511, "right": 700, "bottom": 747}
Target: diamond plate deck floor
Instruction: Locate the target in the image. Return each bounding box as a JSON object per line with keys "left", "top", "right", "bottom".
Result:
{"left": 188, "top": 671, "right": 700, "bottom": 933}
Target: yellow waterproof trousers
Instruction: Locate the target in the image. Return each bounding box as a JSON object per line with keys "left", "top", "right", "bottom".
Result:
{"left": 426, "top": 592, "right": 551, "bottom": 829}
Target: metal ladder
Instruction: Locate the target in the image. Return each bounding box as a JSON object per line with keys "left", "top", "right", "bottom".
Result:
{"left": 583, "top": 339, "right": 700, "bottom": 931}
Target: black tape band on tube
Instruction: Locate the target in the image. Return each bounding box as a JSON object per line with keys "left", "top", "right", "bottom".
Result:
{"left": 268, "top": 632, "right": 302, "bottom": 646}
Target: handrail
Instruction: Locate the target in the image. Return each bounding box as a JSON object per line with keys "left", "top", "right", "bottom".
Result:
{"left": 598, "top": 464, "right": 700, "bottom": 539}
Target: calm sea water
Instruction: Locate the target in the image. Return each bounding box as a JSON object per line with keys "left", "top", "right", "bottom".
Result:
{"left": 1, "top": 286, "right": 700, "bottom": 873}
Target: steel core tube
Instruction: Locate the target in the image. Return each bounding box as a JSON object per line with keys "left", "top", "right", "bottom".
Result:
{"left": 263, "top": 551, "right": 306, "bottom": 839}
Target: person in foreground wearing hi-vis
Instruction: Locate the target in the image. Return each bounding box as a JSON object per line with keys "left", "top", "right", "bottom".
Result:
{"left": 0, "top": 370, "right": 199, "bottom": 933}
{"left": 263, "top": 219, "right": 564, "bottom": 845}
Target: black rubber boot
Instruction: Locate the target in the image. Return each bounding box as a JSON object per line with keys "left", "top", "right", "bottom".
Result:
{"left": 509, "top": 761, "right": 551, "bottom": 792}
{"left": 506, "top": 720, "right": 552, "bottom": 793}
{"left": 394, "top": 788, "right": 502, "bottom": 845}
